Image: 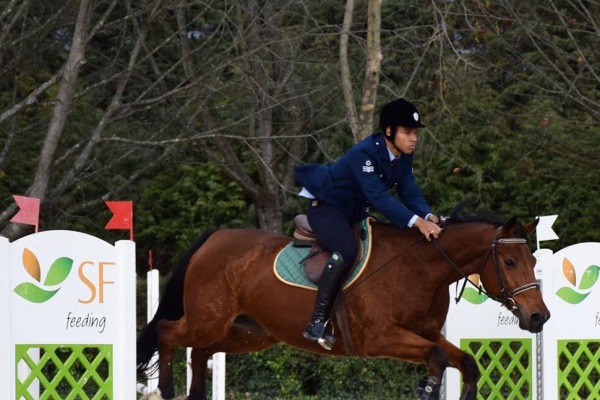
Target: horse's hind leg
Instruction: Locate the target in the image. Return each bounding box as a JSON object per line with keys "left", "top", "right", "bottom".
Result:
{"left": 187, "top": 348, "right": 210, "bottom": 400}
{"left": 187, "top": 321, "right": 280, "bottom": 400}
{"left": 156, "top": 318, "right": 189, "bottom": 399}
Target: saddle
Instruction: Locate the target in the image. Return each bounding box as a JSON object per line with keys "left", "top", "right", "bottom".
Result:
{"left": 292, "top": 214, "right": 365, "bottom": 283}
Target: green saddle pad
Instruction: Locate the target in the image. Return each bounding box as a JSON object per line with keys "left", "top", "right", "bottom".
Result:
{"left": 273, "top": 218, "right": 373, "bottom": 290}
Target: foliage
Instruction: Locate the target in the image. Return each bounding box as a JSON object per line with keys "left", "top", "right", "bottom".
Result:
{"left": 134, "top": 160, "right": 254, "bottom": 275}
{"left": 225, "top": 345, "right": 425, "bottom": 399}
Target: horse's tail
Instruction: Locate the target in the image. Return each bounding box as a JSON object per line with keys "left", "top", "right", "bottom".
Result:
{"left": 136, "top": 228, "right": 217, "bottom": 377}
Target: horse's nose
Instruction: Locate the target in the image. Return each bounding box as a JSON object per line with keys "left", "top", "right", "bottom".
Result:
{"left": 529, "top": 311, "right": 549, "bottom": 332}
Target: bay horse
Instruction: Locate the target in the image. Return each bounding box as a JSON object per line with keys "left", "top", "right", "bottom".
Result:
{"left": 137, "top": 210, "right": 550, "bottom": 400}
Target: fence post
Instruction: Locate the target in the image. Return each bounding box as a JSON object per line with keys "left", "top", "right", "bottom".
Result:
{"left": 533, "top": 248, "right": 553, "bottom": 400}
{"left": 115, "top": 239, "right": 137, "bottom": 397}
{"left": 147, "top": 268, "right": 160, "bottom": 392}
{"left": 212, "top": 352, "right": 226, "bottom": 400}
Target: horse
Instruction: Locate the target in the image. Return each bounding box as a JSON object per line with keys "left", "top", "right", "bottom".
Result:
{"left": 136, "top": 209, "right": 550, "bottom": 400}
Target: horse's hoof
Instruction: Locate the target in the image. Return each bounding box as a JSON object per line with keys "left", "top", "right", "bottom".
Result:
{"left": 459, "top": 383, "right": 477, "bottom": 400}
{"left": 415, "top": 377, "right": 440, "bottom": 400}
{"left": 140, "top": 388, "right": 164, "bottom": 400}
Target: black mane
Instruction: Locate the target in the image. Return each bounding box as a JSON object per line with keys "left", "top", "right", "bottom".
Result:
{"left": 445, "top": 201, "right": 507, "bottom": 227}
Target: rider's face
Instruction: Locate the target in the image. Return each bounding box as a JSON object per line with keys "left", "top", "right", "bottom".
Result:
{"left": 385, "top": 126, "right": 418, "bottom": 156}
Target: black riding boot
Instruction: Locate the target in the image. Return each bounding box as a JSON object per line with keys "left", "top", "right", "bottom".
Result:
{"left": 303, "top": 252, "right": 347, "bottom": 350}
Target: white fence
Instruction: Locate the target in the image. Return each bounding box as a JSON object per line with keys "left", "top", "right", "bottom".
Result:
{"left": 446, "top": 243, "right": 600, "bottom": 399}
{"left": 0, "top": 230, "right": 136, "bottom": 398}
{"left": 7, "top": 230, "right": 589, "bottom": 399}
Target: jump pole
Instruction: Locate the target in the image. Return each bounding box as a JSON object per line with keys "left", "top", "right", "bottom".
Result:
{"left": 146, "top": 253, "right": 160, "bottom": 392}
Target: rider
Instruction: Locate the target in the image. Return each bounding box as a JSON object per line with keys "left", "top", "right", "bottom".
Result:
{"left": 295, "top": 98, "right": 442, "bottom": 350}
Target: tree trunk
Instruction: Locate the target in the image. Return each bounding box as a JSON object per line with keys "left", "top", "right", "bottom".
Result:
{"left": 256, "top": 195, "right": 284, "bottom": 234}
{"left": 340, "top": 0, "right": 382, "bottom": 143}
{"left": 1, "top": 0, "right": 94, "bottom": 240}
{"left": 356, "top": 0, "right": 382, "bottom": 141}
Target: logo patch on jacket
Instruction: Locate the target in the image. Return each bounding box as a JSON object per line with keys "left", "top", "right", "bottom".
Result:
{"left": 362, "top": 160, "right": 374, "bottom": 173}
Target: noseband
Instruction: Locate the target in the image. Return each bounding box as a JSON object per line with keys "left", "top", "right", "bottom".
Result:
{"left": 434, "top": 233, "right": 540, "bottom": 310}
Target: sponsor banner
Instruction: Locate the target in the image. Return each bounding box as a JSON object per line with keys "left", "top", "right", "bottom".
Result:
{"left": 544, "top": 243, "right": 600, "bottom": 336}
{"left": 6, "top": 231, "right": 128, "bottom": 342}
{"left": 0, "top": 230, "right": 136, "bottom": 398}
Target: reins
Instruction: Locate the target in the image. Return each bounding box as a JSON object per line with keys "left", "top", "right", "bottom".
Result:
{"left": 431, "top": 237, "right": 492, "bottom": 304}
{"left": 344, "top": 236, "right": 427, "bottom": 294}
{"left": 432, "top": 233, "right": 540, "bottom": 310}
{"left": 346, "top": 225, "right": 540, "bottom": 311}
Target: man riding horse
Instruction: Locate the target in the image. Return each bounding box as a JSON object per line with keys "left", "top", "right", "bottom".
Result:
{"left": 295, "top": 98, "right": 443, "bottom": 349}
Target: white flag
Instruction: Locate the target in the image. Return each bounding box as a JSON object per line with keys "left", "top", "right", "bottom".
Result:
{"left": 536, "top": 215, "right": 559, "bottom": 242}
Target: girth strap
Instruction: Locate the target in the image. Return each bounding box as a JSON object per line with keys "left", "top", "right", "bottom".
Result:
{"left": 334, "top": 293, "right": 356, "bottom": 356}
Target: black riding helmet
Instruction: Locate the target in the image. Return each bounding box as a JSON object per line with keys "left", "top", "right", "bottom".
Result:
{"left": 379, "top": 98, "right": 425, "bottom": 139}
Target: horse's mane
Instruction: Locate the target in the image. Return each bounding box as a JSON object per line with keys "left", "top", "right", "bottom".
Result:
{"left": 445, "top": 201, "right": 507, "bottom": 227}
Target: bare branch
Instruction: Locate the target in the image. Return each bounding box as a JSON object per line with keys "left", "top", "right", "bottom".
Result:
{"left": 340, "top": 0, "right": 358, "bottom": 137}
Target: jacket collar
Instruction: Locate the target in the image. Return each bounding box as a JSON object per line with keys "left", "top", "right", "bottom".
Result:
{"left": 370, "top": 132, "right": 398, "bottom": 162}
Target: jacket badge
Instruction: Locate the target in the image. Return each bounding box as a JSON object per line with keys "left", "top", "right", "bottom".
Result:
{"left": 362, "top": 160, "right": 374, "bottom": 173}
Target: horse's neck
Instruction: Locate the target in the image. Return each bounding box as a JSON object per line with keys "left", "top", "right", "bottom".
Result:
{"left": 438, "top": 224, "right": 495, "bottom": 277}
{"left": 370, "top": 222, "right": 495, "bottom": 278}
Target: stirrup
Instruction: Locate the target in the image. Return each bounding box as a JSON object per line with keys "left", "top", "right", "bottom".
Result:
{"left": 317, "top": 336, "right": 335, "bottom": 351}
{"left": 303, "top": 320, "right": 336, "bottom": 350}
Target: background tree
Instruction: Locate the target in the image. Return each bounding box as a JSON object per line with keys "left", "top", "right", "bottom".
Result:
{"left": 2, "top": 1, "right": 600, "bottom": 396}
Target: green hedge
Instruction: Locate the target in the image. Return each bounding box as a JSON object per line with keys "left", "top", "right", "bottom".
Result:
{"left": 225, "top": 346, "right": 425, "bottom": 399}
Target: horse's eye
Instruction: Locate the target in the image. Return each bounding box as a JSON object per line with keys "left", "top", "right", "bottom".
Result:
{"left": 504, "top": 258, "right": 516, "bottom": 267}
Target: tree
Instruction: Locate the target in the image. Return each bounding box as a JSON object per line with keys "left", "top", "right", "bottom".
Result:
{"left": 0, "top": 1, "right": 351, "bottom": 237}
{"left": 0, "top": 0, "right": 95, "bottom": 238}
{"left": 419, "top": 0, "right": 600, "bottom": 247}
{"left": 340, "top": 0, "right": 383, "bottom": 142}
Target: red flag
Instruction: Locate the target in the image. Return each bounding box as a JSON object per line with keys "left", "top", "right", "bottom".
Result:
{"left": 105, "top": 200, "right": 133, "bottom": 239}
{"left": 11, "top": 195, "right": 41, "bottom": 232}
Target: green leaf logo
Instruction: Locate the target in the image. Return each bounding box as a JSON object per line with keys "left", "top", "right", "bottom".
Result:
{"left": 463, "top": 287, "right": 489, "bottom": 304}
{"left": 13, "top": 283, "right": 60, "bottom": 303}
{"left": 44, "top": 257, "right": 73, "bottom": 286}
{"left": 579, "top": 265, "right": 599, "bottom": 290}
{"left": 13, "top": 248, "right": 73, "bottom": 303}
{"left": 556, "top": 258, "right": 599, "bottom": 304}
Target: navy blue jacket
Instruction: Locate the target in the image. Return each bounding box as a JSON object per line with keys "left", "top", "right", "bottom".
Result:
{"left": 295, "top": 132, "right": 431, "bottom": 228}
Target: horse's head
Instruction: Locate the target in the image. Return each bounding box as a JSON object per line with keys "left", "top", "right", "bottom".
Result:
{"left": 478, "top": 217, "right": 550, "bottom": 333}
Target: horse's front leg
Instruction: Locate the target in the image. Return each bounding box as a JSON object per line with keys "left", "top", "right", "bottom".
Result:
{"left": 360, "top": 327, "right": 447, "bottom": 400}
{"left": 431, "top": 334, "right": 479, "bottom": 400}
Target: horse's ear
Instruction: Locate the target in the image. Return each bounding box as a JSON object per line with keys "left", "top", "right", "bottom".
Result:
{"left": 501, "top": 216, "right": 518, "bottom": 236}
{"left": 522, "top": 218, "right": 540, "bottom": 238}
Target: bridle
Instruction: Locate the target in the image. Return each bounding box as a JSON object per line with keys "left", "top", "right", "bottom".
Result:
{"left": 433, "top": 230, "right": 540, "bottom": 310}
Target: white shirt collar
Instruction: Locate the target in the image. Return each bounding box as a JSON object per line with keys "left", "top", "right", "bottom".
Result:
{"left": 387, "top": 147, "right": 400, "bottom": 162}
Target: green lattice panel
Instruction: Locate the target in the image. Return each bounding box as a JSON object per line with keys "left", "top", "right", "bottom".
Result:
{"left": 15, "top": 344, "right": 113, "bottom": 400}
{"left": 461, "top": 338, "right": 532, "bottom": 400}
{"left": 558, "top": 340, "right": 600, "bottom": 400}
